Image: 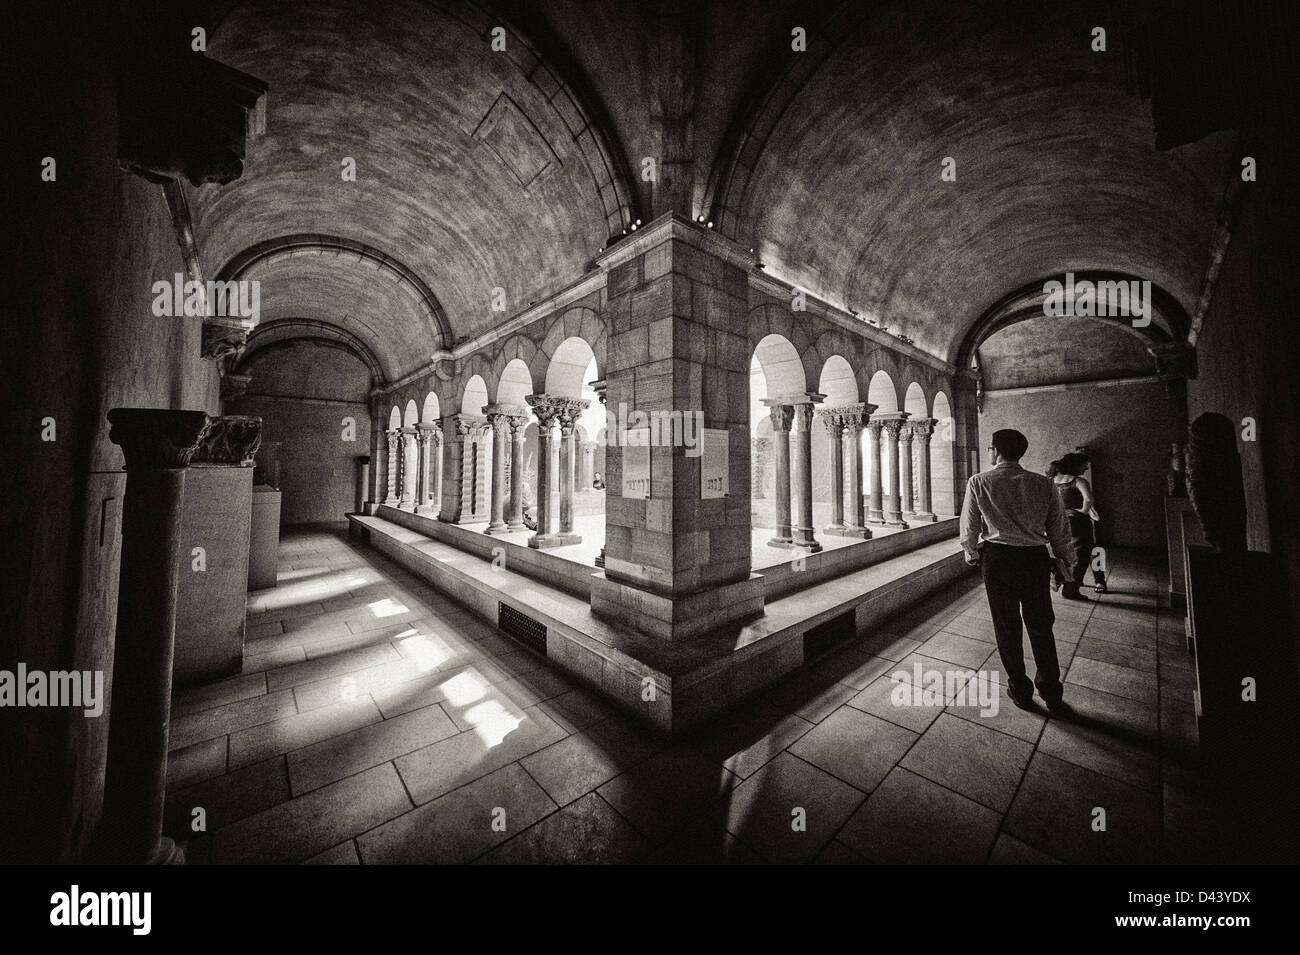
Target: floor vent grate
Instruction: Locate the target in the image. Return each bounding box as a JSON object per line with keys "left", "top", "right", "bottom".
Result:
{"left": 803, "top": 610, "right": 855, "bottom": 661}
{"left": 498, "top": 602, "right": 547, "bottom": 656}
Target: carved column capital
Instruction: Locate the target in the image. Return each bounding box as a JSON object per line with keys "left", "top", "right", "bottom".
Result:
{"left": 526, "top": 394, "right": 587, "bottom": 431}
{"left": 759, "top": 400, "right": 790, "bottom": 433}
{"left": 220, "top": 373, "right": 252, "bottom": 403}
{"left": 417, "top": 421, "right": 442, "bottom": 444}
{"left": 909, "top": 417, "right": 936, "bottom": 442}
{"left": 816, "top": 409, "right": 843, "bottom": 435}
{"left": 191, "top": 414, "right": 262, "bottom": 466}
{"left": 108, "top": 408, "right": 212, "bottom": 471}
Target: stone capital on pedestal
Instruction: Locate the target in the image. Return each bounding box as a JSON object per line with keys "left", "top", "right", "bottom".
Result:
{"left": 526, "top": 394, "right": 588, "bottom": 431}
{"left": 191, "top": 414, "right": 263, "bottom": 466}
{"left": 108, "top": 408, "right": 212, "bottom": 471}
{"left": 878, "top": 412, "right": 912, "bottom": 437}
{"left": 416, "top": 421, "right": 442, "bottom": 443}
{"left": 763, "top": 400, "right": 794, "bottom": 433}
{"left": 909, "top": 417, "right": 936, "bottom": 440}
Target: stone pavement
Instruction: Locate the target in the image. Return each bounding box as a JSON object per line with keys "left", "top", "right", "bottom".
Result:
{"left": 165, "top": 528, "right": 1222, "bottom": 864}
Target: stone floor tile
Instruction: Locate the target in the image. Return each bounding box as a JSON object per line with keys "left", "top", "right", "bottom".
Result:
{"left": 395, "top": 704, "right": 568, "bottom": 804}
{"left": 173, "top": 672, "right": 267, "bottom": 716}
{"left": 719, "top": 752, "right": 865, "bottom": 864}
{"left": 357, "top": 763, "right": 557, "bottom": 864}
{"left": 847, "top": 675, "right": 945, "bottom": 733}
{"left": 165, "top": 756, "right": 291, "bottom": 838}
{"left": 213, "top": 762, "right": 411, "bottom": 865}
{"left": 1002, "top": 752, "right": 1161, "bottom": 864}
{"left": 597, "top": 745, "right": 738, "bottom": 843}
{"left": 789, "top": 705, "right": 918, "bottom": 793}
{"left": 920, "top": 630, "right": 998, "bottom": 668}
{"left": 838, "top": 766, "right": 1000, "bottom": 864}
{"left": 1066, "top": 656, "right": 1158, "bottom": 706}
{"left": 288, "top": 702, "right": 459, "bottom": 794}
{"left": 228, "top": 697, "right": 383, "bottom": 770}
{"left": 166, "top": 736, "right": 228, "bottom": 790}
{"left": 169, "top": 690, "right": 298, "bottom": 751}
{"left": 901, "top": 712, "right": 1034, "bottom": 812}
{"left": 476, "top": 793, "right": 649, "bottom": 864}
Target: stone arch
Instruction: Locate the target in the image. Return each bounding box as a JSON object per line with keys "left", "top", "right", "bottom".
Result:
{"left": 497, "top": 358, "right": 534, "bottom": 407}
{"left": 388, "top": 406, "right": 401, "bottom": 430}
{"left": 536, "top": 307, "right": 605, "bottom": 387}
{"left": 493, "top": 336, "right": 542, "bottom": 394}
{"left": 818, "top": 355, "right": 859, "bottom": 405}
{"left": 403, "top": 400, "right": 419, "bottom": 428}
{"left": 904, "top": 382, "right": 928, "bottom": 418}
{"left": 748, "top": 302, "right": 818, "bottom": 386}
{"left": 421, "top": 392, "right": 440, "bottom": 423}
{"left": 752, "top": 333, "right": 808, "bottom": 399}
{"left": 544, "top": 336, "right": 599, "bottom": 398}
{"left": 867, "top": 370, "right": 900, "bottom": 413}
{"left": 461, "top": 375, "right": 490, "bottom": 416}
{"left": 457, "top": 353, "right": 498, "bottom": 407}
{"left": 931, "top": 391, "right": 956, "bottom": 516}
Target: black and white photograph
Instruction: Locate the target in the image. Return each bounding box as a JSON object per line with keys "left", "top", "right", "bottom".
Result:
{"left": 4, "top": 0, "right": 1298, "bottom": 931}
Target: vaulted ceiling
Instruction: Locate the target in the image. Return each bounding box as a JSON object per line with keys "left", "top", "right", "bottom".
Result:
{"left": 192, "top": 0, "right": 1239, "bottom": 383}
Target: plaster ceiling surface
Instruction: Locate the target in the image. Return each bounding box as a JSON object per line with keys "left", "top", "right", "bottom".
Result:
{"left": 739, "top": 0, "right": 1236, "bottom": 361}
{"left": 191, "top": 0, "right": 614, "bottom": 378}
{"left": 188, "top": 0, "right": 1235, "bottom": 381}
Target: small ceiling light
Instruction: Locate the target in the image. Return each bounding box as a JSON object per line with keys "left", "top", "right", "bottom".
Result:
{"left": 697, "top": 215, "right": 706, "bottom": 223}
{"left": 706, "top": 221, "right": 714, "bottom": 229}
{"left": 630, "top": 223, "right": 637, "bottom": 231}
{"left": 635, "top": 219, "right": 642, "bottom": 226}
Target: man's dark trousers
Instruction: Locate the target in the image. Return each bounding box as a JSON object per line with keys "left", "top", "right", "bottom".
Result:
{"left": 979, "top": 542, "right": 1063, "bottom": 702}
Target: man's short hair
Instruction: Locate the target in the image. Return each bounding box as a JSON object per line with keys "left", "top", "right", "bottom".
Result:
{"left": 991, "top": 429, "right": 1029, "bottom": 461}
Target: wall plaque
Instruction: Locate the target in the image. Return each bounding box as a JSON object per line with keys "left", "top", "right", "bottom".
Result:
{"left": 622, "top": 428, "right": 650, "bottom": 499}
{"left": 701, "top": 428, "right": 729, "bottom": 499}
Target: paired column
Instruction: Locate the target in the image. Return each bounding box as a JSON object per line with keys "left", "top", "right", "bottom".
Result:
{"left": 910, "top": 418, "right": 938, "bottom": 522}
{"left": 591, "top": 379, "right": 608, "bottom": 568}
{"left": 398, "top": 427, "right": 417, "bottom": 508}
{"left": 99, "top": 408, "right": 211, "bottom": 864}
{"left": 899, "top": 423, "right": 916, "bottom": 520}
{"left": 821, "top": 402, "right": 874, "bottom": 538}
{"left": 506, "top": 412, "right": 530, "bottom": 532}
{"left": 438, "top": 416, "right": 474, "bottom": 524}
{"left": 526, "top": 394, "right": 587, "bottom": 548}
{"left": 383, "top": 428, "right": 401, "bottom": 505}
{"left": 880, "top": 413, "right": 911, "bottom": 527}
{"left": 817, "top": 409, "right": 845, "bottom": 535}
{"left": 866, "top": 418, "right": 885, "bottom": 524}
{"left": 484, "top": 405, "right": 524, "bottom": 535}
{"left": 415, "top": 422, "right": 441, "bottom": 515}
{"left": 763, "top": 401, "right": 794, "bottom": 547}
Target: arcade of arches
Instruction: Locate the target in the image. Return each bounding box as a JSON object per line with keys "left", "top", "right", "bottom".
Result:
{"left": 9, "top": 0, "right": 1299, "bottom": 866}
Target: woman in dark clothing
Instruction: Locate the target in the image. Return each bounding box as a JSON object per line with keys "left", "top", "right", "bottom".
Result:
{"left": 1048, "top": 452, "right": 1108, "bottom": 599}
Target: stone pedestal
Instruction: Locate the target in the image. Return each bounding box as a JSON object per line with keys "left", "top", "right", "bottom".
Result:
{"left": 249, "top": 485, "right": 281, "bottom": 590}
{"left": 589, "top": 214, "right": 763, "bottom": 641}
{"left": 353, "top": 455, "right": 370, "bottom": 515}
{"left": 526, "top": 395, "right": 585, "bottom": 548}
{"left": 765, "top": 402, "right": 794, "bottom": 547}
{"left": 98, "top": 407, "right": 210, "bottom": 865}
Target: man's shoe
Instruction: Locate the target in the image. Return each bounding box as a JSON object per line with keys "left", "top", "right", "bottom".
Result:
{"left": 1007, "top": 687, "right": 1036, "bottom": 711}
{"left": 1044, "top": 697, "right": 1072, "bottom": 717}
{"left": 1093, "top": 581, "right": 1108, "bottom": 594}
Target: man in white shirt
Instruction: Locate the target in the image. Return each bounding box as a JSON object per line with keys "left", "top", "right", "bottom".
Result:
{"left": 960, "top": 429, "right": 1075, "bottom": 712}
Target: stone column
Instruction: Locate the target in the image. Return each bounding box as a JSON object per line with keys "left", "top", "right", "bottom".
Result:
{"left": 415, "top": 423, "right": 440, "bottom": 514}
{"left": 581, "top": 441, "right": 595, "bottom": 491}
{"left": 881, "top": 414, "right": 911, "bottom": 527}
{"left": 752, "top": 436, "right": 770, "bottom": 500}
{"left": 899, "top": 423, "right": 916, "bottom": 520}
{"left": 866, "top": 418, "right": 885, "bottom": 524}
{"left": 438, "top": 416, "right": 472, "bottom": 524}
{"left": 384, "top": 428, "right": 401, "bottom": 505}
{"left": 789, "top": 396, "right": 823, "bottom": 551}
{"left": 99, "top": 408, "right": 210, "bottom": 865}
{"left": 429, "top": 426, "right": 443, "bottom": 515}
{"left": 591, "top": 379, "right": 608, "bottom": 568}
{"left": 412, "top": 429, "right": 428, "bottom": 515}
{"left": 558, "top": 398, "right": 589, "bottom": 541}
{"left": 910, "top": 418, "right": 937, "bottom": 522}
{"left": 526, "top": 395, "right": 567, "bottom": 548}
{"left": 399, "top": 427, "right": 417, "bottom": 508}
{"left": 818, "top": 410, "right": 845, "bottom": 535}
{"left": 506, "top": 413, "right": 530, "bottom": 531}
{"left": 764, "top": 401, "right": 794, "bottom": 547}
{"left": 483, "top": 405, "right": 516, "bottom": 535}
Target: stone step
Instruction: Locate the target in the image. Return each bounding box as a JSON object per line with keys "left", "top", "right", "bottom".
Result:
{"left": 347, "top": 513, "right": 973, "bottom": 733}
